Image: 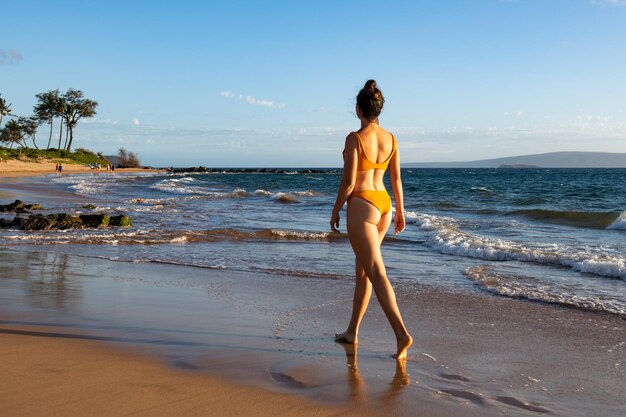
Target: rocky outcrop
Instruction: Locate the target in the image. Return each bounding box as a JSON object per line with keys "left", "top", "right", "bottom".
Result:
{"left": 0, "top": 200, "right": 44, "bottom": 214}
{"left": 167, "top": 167, "right": 336, "bottom": 174}
{"left": 1, "top": 213, "right": 132, "bottom": 231}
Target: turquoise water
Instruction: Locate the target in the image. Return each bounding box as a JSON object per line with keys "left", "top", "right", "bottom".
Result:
{"left": 2, "top": 168, "right": 625, "bottom": 316}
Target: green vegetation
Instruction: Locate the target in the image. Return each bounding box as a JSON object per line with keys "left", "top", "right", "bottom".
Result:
{"left": 0, "top": 146, "right": 109, "bottom": 166}
{"left": 1, "top": 89, "right": 98, "bottom": 151}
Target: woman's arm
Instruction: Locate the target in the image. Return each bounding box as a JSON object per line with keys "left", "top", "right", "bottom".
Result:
{"left": 330, "top": 134, "right": 358, "bottom": 232}
{"left": 389, "top": 141, "right": 405, "bottom": 235}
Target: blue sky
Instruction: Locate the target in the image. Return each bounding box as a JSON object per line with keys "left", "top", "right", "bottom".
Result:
{"left": 2, "top": 0, "right": 626, "bottom": 167}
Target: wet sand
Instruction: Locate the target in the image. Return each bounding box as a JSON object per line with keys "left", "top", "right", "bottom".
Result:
{"left": 0, "top": 248, "right": 624, "bottom": 417}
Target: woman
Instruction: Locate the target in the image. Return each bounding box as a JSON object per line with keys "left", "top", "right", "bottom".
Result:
{"left": 330, "top": 80, "right": 412, "bottom": 359}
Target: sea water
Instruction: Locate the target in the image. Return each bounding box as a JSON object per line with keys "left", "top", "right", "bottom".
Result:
{"left": 1, "top": 168, "right": 624, "bottom": 317}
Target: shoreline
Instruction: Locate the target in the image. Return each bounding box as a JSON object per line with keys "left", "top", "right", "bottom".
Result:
{"left": 0, "top": 157, "right": 162, "bottom": 178}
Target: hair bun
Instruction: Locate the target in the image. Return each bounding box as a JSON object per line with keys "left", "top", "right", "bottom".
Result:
{"left": 364, "top": 79, "right": 377, "bottom": 92}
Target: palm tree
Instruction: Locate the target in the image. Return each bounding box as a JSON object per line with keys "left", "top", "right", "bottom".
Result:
{"left": 0, "top": 94, "right": 13, "bottom": 126}
{"left": 0, "top": 119, "right": 25, "bottom": 150}
{"left": 18, "top": 116, "right": 40, "bottom": 149}
{"left": 34, "top": 90, "right": 60, "bottom": 149}
{"left": 62, "top": 89, "right": 98, "bottom": 151}
{"left": 56, "top": 96, "right": 66, "bottom": 150}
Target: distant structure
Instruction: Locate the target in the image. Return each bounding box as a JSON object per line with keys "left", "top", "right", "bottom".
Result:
{"left": 405, "top": 152, "right": 626, "bottom": 168}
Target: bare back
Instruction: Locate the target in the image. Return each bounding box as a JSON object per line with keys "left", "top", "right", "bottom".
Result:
{"left": 353, "top": 125, "right": 395, "bottom": 192}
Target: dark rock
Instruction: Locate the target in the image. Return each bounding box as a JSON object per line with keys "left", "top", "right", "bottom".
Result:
{"left": 168, "top": 167, "right": 337, "bottom": 175}
{"left": 79, "top": 214, "right": 110, "bottom": 228}
{"left": 1, "top": 210, "right": 132, "bottom": 231}
{"left": 109, "top": 215, "right": 132, "bottom": 227}
{"left": 82, "top": 204, "right": 98, "bottom": 210}
{"left": 0, "top": 200, "right": 45, "bottom": 213}
{"left": 20, "top": 214, "right": 59, "bottom": 231}
{"left": 54, "top": 214, "right": 84, "bottom": 229}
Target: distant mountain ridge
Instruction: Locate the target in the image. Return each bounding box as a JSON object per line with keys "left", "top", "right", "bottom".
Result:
{"left": 404, "top": 152, "right": 626, "bottom": 168}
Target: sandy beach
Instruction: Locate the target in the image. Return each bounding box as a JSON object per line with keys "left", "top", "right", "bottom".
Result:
{"left": 0, "top": 157, "right": 160, "bottom": 177}
{"left": 0, "top": 168, "right": 624, "bottom": 417}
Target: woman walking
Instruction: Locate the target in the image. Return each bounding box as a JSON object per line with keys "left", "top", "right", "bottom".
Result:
{"left": 330, "top": 80, "right": 412, "bottom": 359}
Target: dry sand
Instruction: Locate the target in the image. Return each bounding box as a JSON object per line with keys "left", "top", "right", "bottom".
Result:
{"left": 0, "top": 157, "right": 160, "bottom": 177}
{"left": 0, "top": 324, "right": 360, "bottom": 417}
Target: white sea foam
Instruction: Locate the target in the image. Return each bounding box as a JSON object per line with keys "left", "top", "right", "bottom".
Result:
{"left": 150, "top": 180, "right": 249, "bottom": 198}
{"left": 607, "top": 211, "right": 626, "bottom": 230}
{"left": 405, "top": 211, "right": 626, "bottom": 280}
{"left": 269, "top": 229, "right": 330, "bottom": 240}
{"left": 255, "top": 189, "right": 273, "bottom": 196}
{"left": 293, "top": 190, "right": 319, "bottom": 197}
{"left": 465, "top": 265, "right": 625, "bottom": 316}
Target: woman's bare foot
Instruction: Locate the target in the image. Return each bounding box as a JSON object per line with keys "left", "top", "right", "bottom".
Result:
{"left": 335, "top": 332, "right": 358, "bottom": 344}
{"left": 393, "top": 333, "right": 412, "bottom": 359}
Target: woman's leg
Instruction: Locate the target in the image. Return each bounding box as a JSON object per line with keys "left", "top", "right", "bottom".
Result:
{"left": 346, "top": 198, "right": 412, "bottom": 359}
{"left": 336, "top": 207, "right": 389, "bottom": 344}
{"left": 335, "top": 254, "right": 373, "bottom": 344}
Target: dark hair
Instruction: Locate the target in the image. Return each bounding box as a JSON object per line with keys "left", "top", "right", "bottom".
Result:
{"left": 356, "top": 79, "right": 385, "bottom": 121}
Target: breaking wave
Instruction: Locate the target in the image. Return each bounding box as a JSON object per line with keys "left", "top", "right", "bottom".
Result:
{"left": 405, "top": 211, "right": 626, "bottom": 280}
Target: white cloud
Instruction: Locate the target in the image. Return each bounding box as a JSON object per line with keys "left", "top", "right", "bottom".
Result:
{"left": 0, "top": 49, "right": 23, "bottom": 65}
{"left": 132, "top": 118, "right": 140, "bottom": 126}
{"left": 219, "top": 90, "right": 285, "bottom": 109}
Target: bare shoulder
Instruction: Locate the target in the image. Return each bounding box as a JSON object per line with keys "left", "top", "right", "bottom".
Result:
{"left": 344, "top": 132, "right": 358, "bottom": 148}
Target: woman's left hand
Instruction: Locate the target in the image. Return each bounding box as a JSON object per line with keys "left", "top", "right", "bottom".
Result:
{"left": 330, "top": 211, "right": 340, "bottom": 233}
{"left": 394, "top": 211, "right": 405, "bottom": 235}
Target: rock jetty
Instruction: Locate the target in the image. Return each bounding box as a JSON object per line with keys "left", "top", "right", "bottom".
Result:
{"left": 167, "top": 167, "right": 336, "bottom": 174}
{"left": 0, "top": 200, "right": 132, "bottom": 231}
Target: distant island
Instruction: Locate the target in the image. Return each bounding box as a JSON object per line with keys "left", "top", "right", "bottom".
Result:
{"left": 404, "top": 151, "right": 626, "bottom": 168}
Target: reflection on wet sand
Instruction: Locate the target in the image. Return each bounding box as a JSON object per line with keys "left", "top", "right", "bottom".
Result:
{"left": 23, "top": 252, "right": 83, "bottom": 311}
{"left": 338, "top": 342, "right": 411, "bottom": 404}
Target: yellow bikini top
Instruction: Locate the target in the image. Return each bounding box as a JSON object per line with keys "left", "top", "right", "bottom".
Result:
{"left": 352, "top": 131, "right": 396, "bottom": 171}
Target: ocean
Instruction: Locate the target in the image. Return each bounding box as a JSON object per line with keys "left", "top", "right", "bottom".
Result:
{"left": 1, "top": 168, "right": 625, "bottom": 317}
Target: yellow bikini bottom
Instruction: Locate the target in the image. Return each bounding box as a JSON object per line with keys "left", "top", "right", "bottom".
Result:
{"left": 349, "top": 190, "right": 392, "bottom": 216}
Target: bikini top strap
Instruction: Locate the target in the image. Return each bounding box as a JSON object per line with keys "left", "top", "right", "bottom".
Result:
{"left": 351, "top": 131, "right": 364, "bottom": 151}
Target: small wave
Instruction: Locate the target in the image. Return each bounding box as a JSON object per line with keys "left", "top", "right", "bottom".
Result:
{"left": 255, "top": 189, "right": 273, "bottom": 196}
{"left": 405, "top": 211, "right": 626, "bottom": 280}
{"left": 465, "top": 265, "right": 625, "bottom": 317}
{"left": 150, "top": 180, "right": 249, "bottom": 198}
{"left": 0, "top": 227, "right": 338, "bottom": 246}
{"left": 274, "top": 193, "right": 299, "bottom": 204}
{"left": 510, "top": 209, "right": 622, "bottom": 229}
{"left": 293, "top": 190, "right": 320, "bottom": 197}
{"left": 470, "top": 186, "right": 496, "bottom": 196}
{"left": 608, "top": 211, "right": 626, "bottom": 230}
